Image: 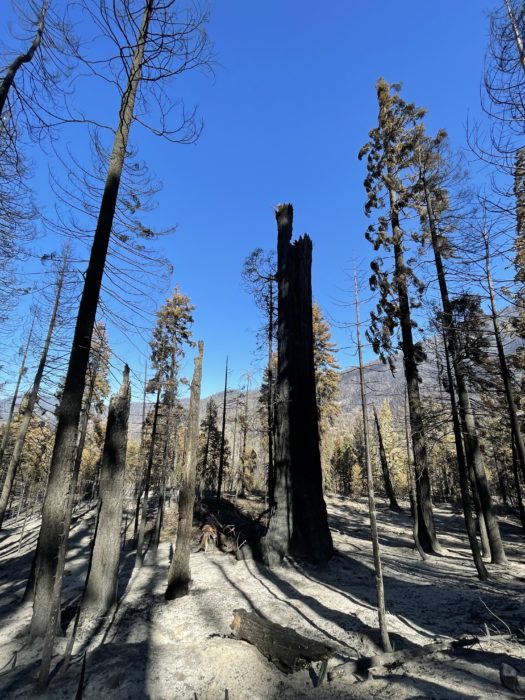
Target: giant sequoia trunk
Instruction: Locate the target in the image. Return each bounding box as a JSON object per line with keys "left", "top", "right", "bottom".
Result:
{"left": 262, "top": 204, "right": 333, "bottom": 566}
{"left": 165, "top": 341, "right": 204, "bottom": 599}
{"left": 82, "top": 365, "right": 130, "bottom": 614}
{"left": 30, "top": 3, "right": 152, "bottom": 639}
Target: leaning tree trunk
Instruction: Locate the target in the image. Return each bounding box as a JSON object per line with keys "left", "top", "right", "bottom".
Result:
{"left": 262, "top": 203, "right": 333, "bottom": 566}
{"left": 30, "top": 3, "right": 152, "bottom": 640}
{"left": 82, "top": 366, "right": 130, "bottom": 615}
{"left": 423, "top": 180, "right": 506, "bottom": 565}
{"left": 373, "top": 406, "right": 401, "bottom": 513}
{"left": 0, "top": 258, "right": 65, "bottom": 531}
{"left": 0, "top": 2, "right": 45, "bottom": 116}
{"left": 165, "top": 341, "right": 204, "bottom": 599}
{"left": 0, "top": 317, "right": 34, "bottom": 475}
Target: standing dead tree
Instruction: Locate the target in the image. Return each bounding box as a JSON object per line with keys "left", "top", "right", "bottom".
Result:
{"left": 29, "top": 0, "right": 210, "bottom": 641}
{"left": 165, "top": 340, "right": 204, "bottom": 600}
{"left": 262, "top": 204, "right": 333, "bottom": 567}
{"left": 82, "top": 365, "right": 131, "bottom": 614}
{"left": 355, "top": 274, "right": 392, "bottom": 652}
{"left": 0, "top": 254, "right": 67, "bottom": 530}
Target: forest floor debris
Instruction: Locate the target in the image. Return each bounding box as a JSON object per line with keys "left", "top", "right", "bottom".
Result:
{"left": 0, "top": 495, "right": 524, "bottom": 698}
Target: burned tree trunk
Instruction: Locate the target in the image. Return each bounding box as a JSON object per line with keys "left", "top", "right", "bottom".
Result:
{"left": 0, "top": 258, "right": 66, "bottom": 531}
{"left": 135, "top": 383, "right": 162, "bottom": 569}
{"left": 262, "top": 204, "right": 333, "bottom": 566}
{"left": 82, "top": 365, "right": 130, "bottom": 614}
{"left": 165, "top": 341, "right": 204, "bottom": 600}
{"left": 216, "top": 356, "right": 228, "bottom": 503}
{"left": 373, "top": 406, "right": 401, "bottom": 513}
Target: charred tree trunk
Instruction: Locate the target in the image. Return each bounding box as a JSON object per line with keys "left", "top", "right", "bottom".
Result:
{"left": 0, "top": 2, "right": 46, "bottom": 116}
{"left": 373, "top": 406, "right": 401, "bottom": 513}
{"left": 135, "top": 382, "right": 161, "bottom": 569}
{"left": 483, "top": 225, "right": 525, "bottom": 508}
{"left": 165, "top": 341, "right": 204, "bottom": 599}
{"left": 82, "top": 366, "right": 130, "bottom": 614}
{"left": 0, "top": 259, "right": 65, "bottom": 531}
{"left": 217, "top": 356, "right": 228, "bottom": 503}
{"left": 442, "top": 330, "right": 488, "bottom": 579}
{"left": 356, "top": 275, "right": 392, "bottom": 652}
{"left": 30, "top": 3, "right": 152, "bottom": 640}
{"left": 262, "top": 204, "right": 333, "bottom": 566}
{"left": 394, "top": 237, "right": 440, "bottom": 553}
{"left": 404, "top": 389, "right": 426, "bottom": 560}
{"left": 422, "top": 179, "right": 506, "bottom": 565}
{"left": 0, "top": 318, "right": 34, "bottom": 475}
{"left": 267, "top": 280, "right": 275, "bottom": 507}
{"left": 511, "top": 437, "right": 525, "bottom": 534}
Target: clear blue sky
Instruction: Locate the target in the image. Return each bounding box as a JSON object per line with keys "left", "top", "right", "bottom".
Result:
{"left": 1, "top": 0, "right": 496, "bottom": 399}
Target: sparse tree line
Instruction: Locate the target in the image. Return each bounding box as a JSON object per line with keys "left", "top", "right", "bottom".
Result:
{"left": 0, "top": 0, "right": 524, "bottom": 690}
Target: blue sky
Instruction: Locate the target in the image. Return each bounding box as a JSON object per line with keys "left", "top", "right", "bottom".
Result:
{"left": 1, "top": 0, "right": 496, "bottom": 399}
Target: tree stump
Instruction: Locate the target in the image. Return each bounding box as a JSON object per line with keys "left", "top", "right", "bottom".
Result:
{"left": 230, "top": 608, "right": 333, "bottom": 673}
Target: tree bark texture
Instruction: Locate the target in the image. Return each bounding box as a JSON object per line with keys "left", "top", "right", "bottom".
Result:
{"left": 230, "top": 608, "right": 332, "bottom": 673}
{"left": 83, "top": 365, "right": 130, "bottom": 614}
{"left": 165, "top": 341, "right": 204, "bottom": 600}
{"left": 262, "top": 204, "right": 333, "bottom": 566}
{"left": 30, "top": 2, "right": 152, "bottom": 639}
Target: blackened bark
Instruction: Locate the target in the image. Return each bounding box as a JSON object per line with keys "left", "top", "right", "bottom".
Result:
{"left": 135, "top": 382, "right": 161, "bottom": 569}
{"left": 30, "top": 2, "right": 152, "bottom": 639}
{"left": 262, "top": 204, "right": 333, "bottom": 566}
{"left": 373, "top": 406, "right": 401, "bottom": 513}
{"left": 442, "top": 331, "right": 488, "bottom": 579}
{"left": 165, "top": 341, "right": 204, "bottom": 599}
{"left": 217, "top": 357, "right": 228, "bottom": 503}
{"left": 82, "top": 366, "right": 130, "bottom": 614}
{"left": 422, "top": 180, "right": 506, "bottom": 565}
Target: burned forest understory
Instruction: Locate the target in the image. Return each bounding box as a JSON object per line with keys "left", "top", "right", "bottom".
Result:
{"left": 0, "top": 494, "right": 524, "bottom": 699}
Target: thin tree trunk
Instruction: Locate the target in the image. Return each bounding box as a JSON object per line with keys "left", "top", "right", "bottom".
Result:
{"left": 262, "top": 203, "right": 333, "bottom": 566}
{"left": 165, "top": 341, "right": 204, "bottom": 599}
{"left": 0, "top": 258, "right": 66, "bottom": 531}
{"left": 442, "top": 330, "right": 488, "bottom": 579}
{"left": 511, "top": 437, "right": 525, "bottom": 535}
{"left": 483, "top": 224, "right": 525, "bottom": 505}
{"left": 135, "top": 382, "right": 161, "bottom": 569}
{"left": 217, "top": 357, "right": 228, "bottom": 503}
{"left": 373, "top": 406, "right": 401, "bottom": 512}
{"left": 355, "top": 275, "right": 392, "bottom": 652}
{"left": 30, "top": 2, "right": 153, "bottom": 640}
{"left": 0, "top": 317, "right": 34, "bottom": 475}
{"left": 422, "top": 179, "right": 506, "bottom": 565}
{"left": 82, "top": 366, "right": 130, "bottom": 614}
{"left": 133, "top": 361, "right": 148, "bottom": 544}
{"left": 0, "top": 2, "right": 46, "bottom": 116}
{"left": 267, "top": 280, "right": 275, "bottom": 507}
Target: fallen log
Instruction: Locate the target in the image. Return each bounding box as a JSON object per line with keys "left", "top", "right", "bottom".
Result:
{"left": 230, "top": 609, "right": 333, "bottom": 673}
{"left": 328, "top": 633, "right": 515, "bottom": 681}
